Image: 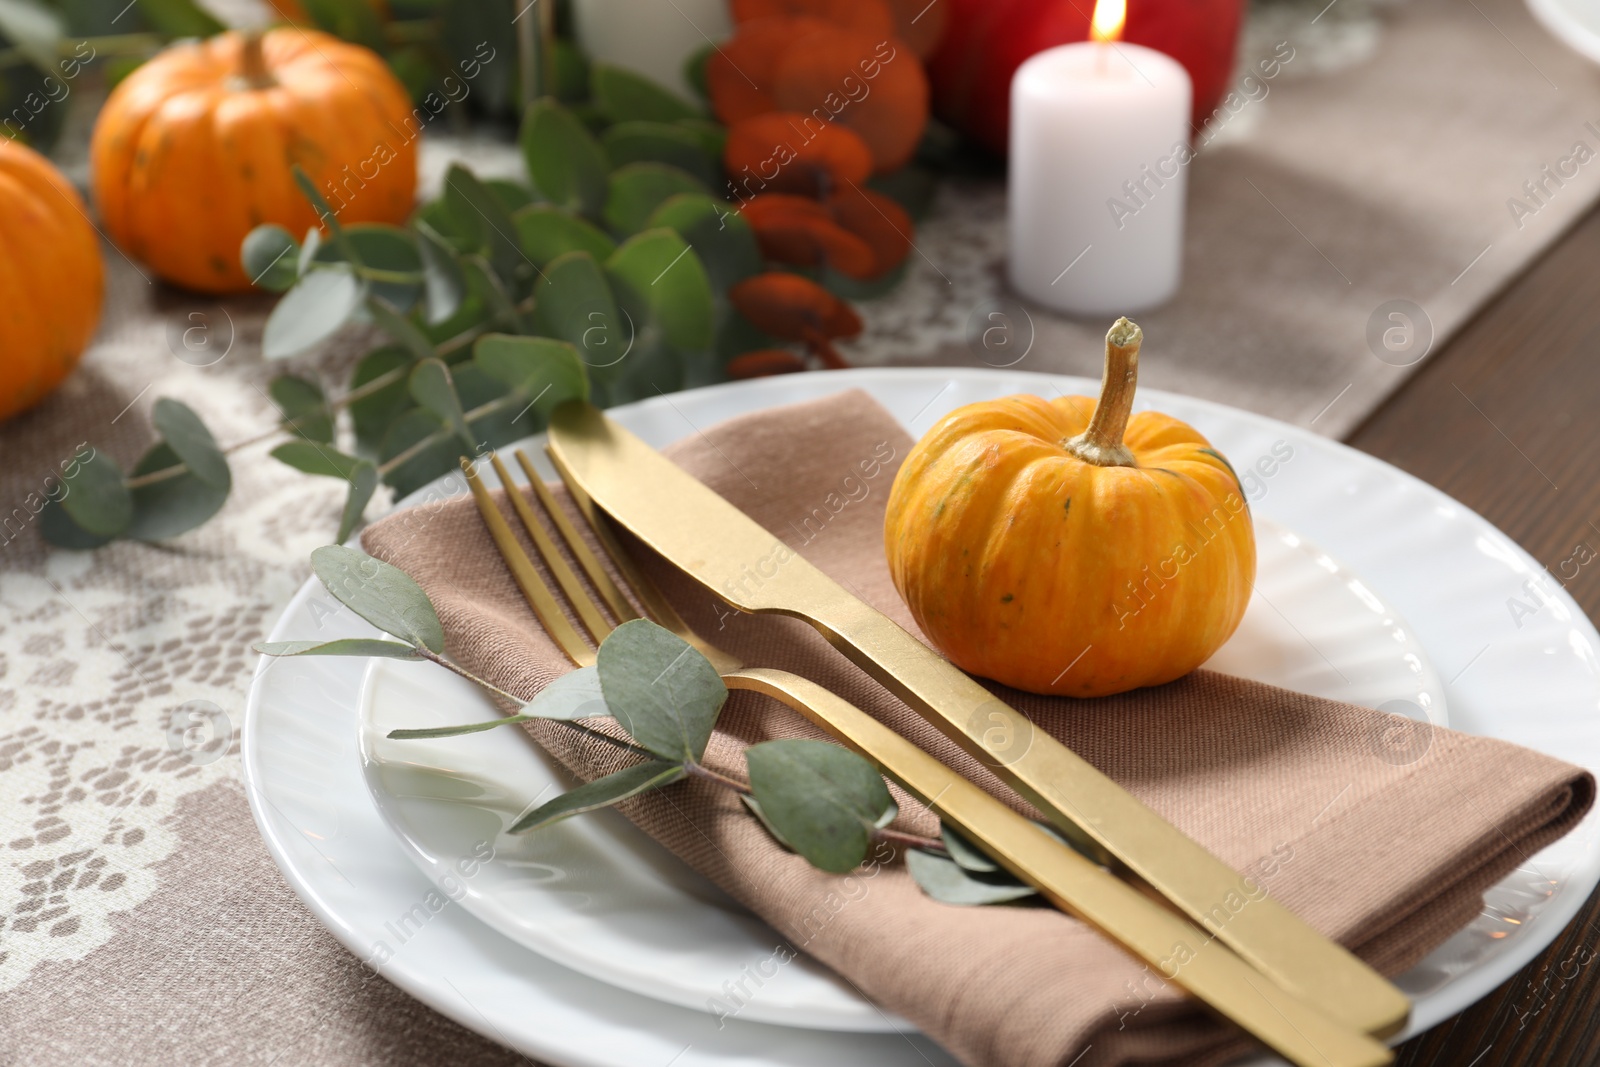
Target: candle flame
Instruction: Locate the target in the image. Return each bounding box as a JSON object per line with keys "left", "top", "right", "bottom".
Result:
{"left": 1090, "top": 0, "right": 1126, "bottom": 42}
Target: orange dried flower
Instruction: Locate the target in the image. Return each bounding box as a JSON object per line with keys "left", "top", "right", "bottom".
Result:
{"left": 826, "top": 184, "right": 913, "bottom": 277}
{"left": 730, "top": 272, "right": 863, "bottom": 368}
{"left": 739, "top": 194, "right": 877, "bottom": 279}
{"left": 769, "top": 26, "right": 929, "bottom": 172}
{"left": 723, "top": 112, "right": 874, "bottom": 198}
{"left": 706, "top": 17, "right": 828, "bottom": 124}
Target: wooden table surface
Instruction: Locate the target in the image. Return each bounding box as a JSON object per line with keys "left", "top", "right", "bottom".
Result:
{"left": 1351, "top": 204, "right": 1600, "bottom": 1065}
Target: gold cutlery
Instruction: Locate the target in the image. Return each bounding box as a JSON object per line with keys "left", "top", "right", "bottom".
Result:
{"left": 459, "top": 449, "right": 1393, "bottom": 1067}
{"left": 545, "top": 401, "right": 1411, "bottom": 1041}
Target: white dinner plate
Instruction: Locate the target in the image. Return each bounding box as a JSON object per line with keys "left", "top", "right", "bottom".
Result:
{"left": 354, "top": 517, "right": 1447, "bottom": 1031}
{"left": 1528, "top": 0, "right": 1600, "bottom": 64}
{"left": 243, "top": 368, "right": 1600, "bottom": 1067}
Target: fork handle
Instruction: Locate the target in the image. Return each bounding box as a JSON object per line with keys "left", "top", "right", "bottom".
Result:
{"left": 726, "top": 667, "right": 1392, "bottom": 1067}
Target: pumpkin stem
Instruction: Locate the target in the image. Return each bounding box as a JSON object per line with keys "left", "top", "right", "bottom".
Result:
{"left": 1065, "top": 317, "right": 1141, "bottom": 468}
{"left": 237, "top": 30, "right": 276, "bottom": 90}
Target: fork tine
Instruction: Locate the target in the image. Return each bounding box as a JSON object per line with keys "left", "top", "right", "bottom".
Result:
{"left": 511, "top": 449, "right": 637, "bottom": 624}
{"left": 488, "top": 453, "right": 613, "bottom": 645}
{"left": 543, "top": 445, "right": 743, "bottom": 676}
{"left": 459, "top": 458, "right": 596, "bottom": 668}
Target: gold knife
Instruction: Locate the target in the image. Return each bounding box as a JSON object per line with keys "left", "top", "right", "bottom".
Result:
{"left": 547, "top": 400, "right": 1411, "bottom": 1040}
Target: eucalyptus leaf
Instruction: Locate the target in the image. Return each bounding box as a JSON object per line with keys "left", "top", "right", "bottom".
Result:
{"left": 263, "top": 266, "right": 363, "bottom": 360}
{"left": 268, "top": 374, "right": 333, "bottom": 442}
{"left": 309, "top": 544, "right": 446, "bottom": 652}
{"left": 338, "top": 462, "right": 379, "bottom": 543}
{"left": 151, "top": 398, "right": 229, "bottom": 492}
{"left": 292, "top": 166, "right": 348, "bottom": 245}
{"left": 510, "top": 760, "right": 687, "bottom": 834}
{"left": 388, "top": 666, "right": 611, "bottom": 739}
{"left": 58, "top": 447, "right": 130, "bottom": 538}
{"left": 242, "top": 225, "right": 301, "bottom": 292}
{"left": 473, "top": 334, "right": 589, "bottom": 420}
{"left": 904, "top": 849, "right": 1040, "bottom": 907}
{"left": 595, "top": 619, "right": 725, "bottom": 764}
{"left": 0, "top": 0, "right": 62, "bottom": 72}
{"left": 520, "top": 96, "right": 610, "bottom": 218}
{"left": 601, "top": 121, "right": 717, "bottom": 187}
{"left": 135, "top": 0, "right": 224, "bottom": 37}
{"left": 461, "top": 253, "right": 525, "bottom": 332}
{"left": 314, "top": 223, "right": 424, "bottom": 309}
{"left": 940, "top": 822, "right": 998, "bottom": 873}
{"left": 299, "top": 0, "right": 385, "bottom": 50}
{"left": 534, "top": 251, "right": 627, "bottom": 376}
{"left": 647, "top": 194, "right": 762, "bottom": 292}
{"left": 124, "top": 442, "right": 229, "bottom": 541}
{"left": 604, "top": 163, "right": 709, "bottom": 236}
{"left": 444, "top": 163, "right": 527, "bottom": 283}
{"left": 297, "top": 227, "right": 323, "bottom": 275}
{"left": 367, "top": 297, "right": 435, "bottom": 362}
{"left": 349, "top": 346, "right": 415, "bottom": 453}
{"left": 378, "top": 409, "right": 464, "bottom": 499}
{"left": 606, "top": 228, "right": 714, "bottom": 352}
{"left": 415, "top": 220, "right": 466, "bottom": 324}
{"left": 512, "top": 204, "right": 617, "bottom": 267}
{"left": 270, "top": 440, "right": 364, "bottom": 480}
{"left": 485, "top": 178, "right": 535, "bottom": 214}
{"left": 591, "top": 63, "right": 701, "bottom": 124}
{"left": 254, "top": 638, "right": 422, "bottom": 658}
{"left": 409, "top": 359, "right": 473, "bottom": 447}
{"left": 745, "top": 739, "right": 893, "bottom": 874}
{"left": 39, "top": 501, "right": 115, "bottom": 549}
{"left": 675, "top": 118, "right": 726, "bottom": 158}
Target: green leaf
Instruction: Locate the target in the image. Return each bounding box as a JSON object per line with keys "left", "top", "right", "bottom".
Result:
{"left": 904, "top": 848, "right": 1040, "bottom": 906}
{"left": 520, "top": 97, "right": 610, "bottom": 219}
{"left": 683, "top": 44, "right": 713, "bottom": 102}
{"left": 744, "top": 739, "right": 893, "bottom": 873}
{"left": 366, "top": 297, "right": 435, "bottom": 362}
{"left": 512, "top": 204, "right": 617, "bottom": 267}
{"left": 313, "top": 223, "right": 424, "bottom": 309}
{"left": 263, "top": 266, "right": 363, "bottom": 360}
{"left": 510, "top": 760, "right": 687, "bottom": 834}
{"left": 461, "top": 254, "right": 525, "bottom": 332}
{"left": 378, "top": 409, "right": 463, "bottom": 499}
{"left": 601, "top": 121, "right": 717, "bottom": 187}
{"left": 444, "top": 164, "right": 527, "bottom": 283}
{"left": 647, "top": 194, "right": 762, "bottom": 293}
{"left": 451, "top": 363, "right": 521, "bottom": 450}
{"left": 242, "top": 225, "right": 301, "bottom": 292}
{"left": 349, "top": 346, "right": 414, "bottom": 453}
{"left": 292, "top": 167, "right": 348, "bottom": 246}
{"left": 270, "top": 440, "right": 364, "bottom": 480}
{"left": 39, "top": 501, "right": 115, "bottom": 549}
{"left": 135, "top": 0, "right": 224, "bottom": 36}
{"left": 409, "top": 358, "right": 473, "bottom": 447}
{"left": 552, "top": 38, "right": 590, "bottom": 102}
{"left": 534, "top": 251, "right": 628, "bottom": 376}
{"left": 606, "top": 228, "right": 714, "bottom": 352}
{"left": 125, "top": 443, "right": 228, "bottom": 541}
{"left": 415, "top": 220, "right": 466, "bottom": 324}
{"left": 268, "top": 375, "right": 333, "bottom": 443}
{"left": 604, "top": 163, "right": 709, "bottom": 236}
{"left": 595, "top": 619, "right": 725, "bottom": 763}
{"left": 338, "top": 462, "right": 379, "bottom": 543}
{"left": 388, "top": 666, "right": 611, "bottom": 739}
{"left": 255, "top": 638, "right": 421, "bottom": 658}
{"left": 299, "top": 0, "right": 384, "bottom": 51}
{"left": 55, "top": 448, "right": 130, "bottom": 538}
{"left": 0, "top": 0, "right": 63, "bottom": 72}
{"left": 676, "top": 117, "right": 726, "bottom": 158}
{"left": 485, "top": 179, "right": 535, "bottom": 214}
{"left": 151, "top": 398, "right": 229, "bottom": 492}
{"left": 297, "top": 227, "right": 323, "bottom": 275}
{"left": 591, "top": 63, "right": 700, "bottom": 123}
{"left": 473, "top": 334, "right": 590, "bottom": 420}
{"left": 940, "top": 822, "right": 998, "bottom": 873}
{"left": 310, "top": 544, "right": 445, "bottom": 652}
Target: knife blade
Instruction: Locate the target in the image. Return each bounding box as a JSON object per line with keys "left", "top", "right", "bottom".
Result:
{"left": 547, "top": 400, "right": 1410, "bottom": 1039}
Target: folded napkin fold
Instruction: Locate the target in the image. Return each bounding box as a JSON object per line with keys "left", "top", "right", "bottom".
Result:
{"left": 362, "top": 390, "right": 1594, "bottom": 1067}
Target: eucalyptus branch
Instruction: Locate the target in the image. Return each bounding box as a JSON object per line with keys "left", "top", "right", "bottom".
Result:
{"left": 874, "top": 826, "right": 945, "bottom": 853}
{"left": 685, "top": 760, "right": 753, "bottom": 795}
{"left": 375, "top": 393, "right": 526, "bottom": 476}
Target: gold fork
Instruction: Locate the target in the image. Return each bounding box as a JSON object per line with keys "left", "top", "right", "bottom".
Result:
{"left": 459, "top": 449, "right": 1392, "bottom": 1067}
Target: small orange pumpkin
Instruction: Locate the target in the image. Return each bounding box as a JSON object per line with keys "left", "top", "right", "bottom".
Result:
{"left": 90, "top": 29, "right": 416, "bottom": 293}
{"left": 0, "top": 139, "right": 104, "bottom": 422}
{"left": 884, "top": 319, "right": 1256, "bottom": 697}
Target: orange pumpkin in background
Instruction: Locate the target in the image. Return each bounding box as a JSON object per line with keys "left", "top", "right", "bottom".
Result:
{"left": 884, "top": 319, "right": 1256, "bottom": 697}
{"left": 90, "top": 29, "right": 416, "bottom": 293}
{"left": 0, "top": 140, "right": 104, "bottom": 422}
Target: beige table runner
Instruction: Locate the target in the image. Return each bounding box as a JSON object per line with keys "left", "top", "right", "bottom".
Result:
{"left": 3, "top": 0, "right": 1600, "bottom": 1060}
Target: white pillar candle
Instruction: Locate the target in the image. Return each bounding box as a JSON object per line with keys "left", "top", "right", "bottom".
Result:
{"left": 572, "top": 0, "right": 732, "bottom": 103}
{"left": 1008, "top": 38, "right": 1192, "bottom": 316}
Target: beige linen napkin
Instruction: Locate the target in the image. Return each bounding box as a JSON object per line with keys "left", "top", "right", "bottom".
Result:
{"left": 362, "top": 390, "right": 1594, "bottom": 1067}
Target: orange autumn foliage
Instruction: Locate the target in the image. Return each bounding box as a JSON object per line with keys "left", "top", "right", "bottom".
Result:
{"left": 730, "top": 272, "right": 862, "bottom": 368}
{"left": 90, "top": 30, "right": 416, "bottom": 294}
{"left": 731, "top": 0, "right": 894, "bottom": 39}
{"left": 826, "top": 184, "right": 912, "bottom": 276}
{"left": 739, "top": 194, "right": 876, "bottom": 278}
{"left": 723, "top": 111, "right": 873, "bottom": 197}
{"left": 0, "top": 140, "right": 103, "bottom": 423}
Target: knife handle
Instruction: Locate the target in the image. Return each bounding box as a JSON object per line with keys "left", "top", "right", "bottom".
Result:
{"left": 729, "top": 667, "right": 1392, "bottom": 1067}
{"left": 794, "top": 592, "right": 1410, "bottom": 1039}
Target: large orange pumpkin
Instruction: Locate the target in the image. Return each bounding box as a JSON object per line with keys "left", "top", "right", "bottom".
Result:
{"left": 90, "top": 29, "right": 416, "bottom": 293}
{"left": 0, "top": 140, "right": 103, "bottom": 422}
{"left": 884, "top": 319, "right": 1255, "bottom": 697}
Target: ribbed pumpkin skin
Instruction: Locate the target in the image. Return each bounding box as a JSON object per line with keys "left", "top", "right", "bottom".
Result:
{"left": 884, "top": 393, "right": 1255, "bottom": 697}
{"left": 90, "top": 30, "right": 416, "bottom": 293}
{"left": 0, "top": 140, "right": 104, "bottom": 422}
